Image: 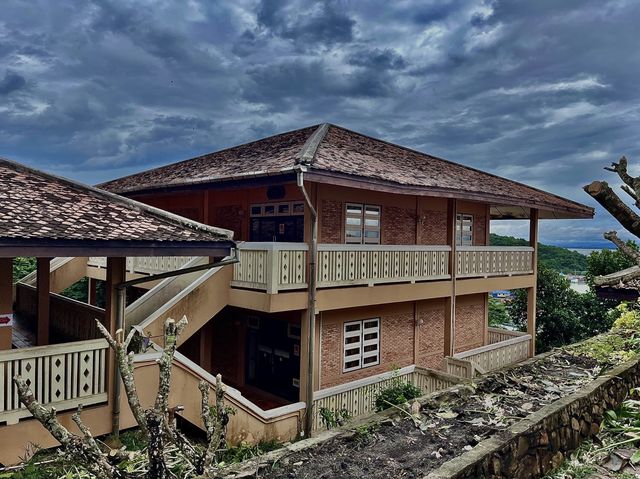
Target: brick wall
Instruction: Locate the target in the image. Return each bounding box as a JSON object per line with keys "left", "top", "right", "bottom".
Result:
{"left": 382, "top": 206, "right": 415, "bottom": 244}
{"left": 418, "top": 306, "right": 445, "bottom": 369}
{"left": 320, "top": 309, "right": 415, "bottom": 388}
{"left": 319, "top": 199, "right": 343, "bottom": 243}
{"left": 212, "top": 204, "right": 244, "bottom": 240}
{"left": 474, "top": 214, "right": 487, "bottom": 246}
{"left": 418, "top": 209, "right": 448, "bottom": 245}
{"left": 455, "top": 295, "right": 486, "bottom": 353}
{"left": 319, "top": 297, "right": 487, "bottom": 389}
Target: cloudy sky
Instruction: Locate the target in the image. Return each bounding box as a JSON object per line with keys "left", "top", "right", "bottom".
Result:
{"left": 1, "top": 0, "right": 639, "bottom": 245}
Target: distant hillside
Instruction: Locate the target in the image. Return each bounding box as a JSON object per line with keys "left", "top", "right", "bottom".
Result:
{"left": 489, "top": 233, "right": 588, "bottom": 273}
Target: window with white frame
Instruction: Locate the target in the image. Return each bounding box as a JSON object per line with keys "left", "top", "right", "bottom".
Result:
{"left": 345, "top": 203, "right": 381, "bottom": 244}
{"left": 456, "top": 214, "right": 473, "bottom": 246}
{"left": 343, "top": 318, "right": 380, "bottom": 372}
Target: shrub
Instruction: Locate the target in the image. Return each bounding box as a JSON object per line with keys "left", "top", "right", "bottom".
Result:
{"left": 613, "top": 302, "right": 640, "bottom": 330}
{"left": 374, "top": 382, "right": 422, "bottom": 412}
{"left": 318, "top": 407, "right": 351, "bottom": 429}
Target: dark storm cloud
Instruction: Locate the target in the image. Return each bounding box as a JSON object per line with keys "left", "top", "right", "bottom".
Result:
{"left": 0, "top": 71, "right": 26, "bottom": 95}
{"left": 1, "top": 0, "right": 639, "bottom": 244}
{"left": 256, "top": 0, "right": 355, "bottom": 46}
{"left": 347, "top": 49, "right": 407, "bottom": 71}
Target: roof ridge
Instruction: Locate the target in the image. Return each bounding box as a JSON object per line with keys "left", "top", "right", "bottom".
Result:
{"left": 297, "top": 123, "right": 330, "bottom": 166}
{"left": 0, "top": 157, "right": 234, "bottom": 240}
{"left": 324, "top": 124, "right": 593, "bottom": 214}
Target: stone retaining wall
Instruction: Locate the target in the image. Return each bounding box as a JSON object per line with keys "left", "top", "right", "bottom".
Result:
{"left": 426, "top": 358, "right": 640, "bottom": 479}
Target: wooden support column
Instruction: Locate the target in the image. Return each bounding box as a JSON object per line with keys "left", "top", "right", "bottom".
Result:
{"left": 0, "top": 258, "right": 13, "bottom": 350}
{"left": 36, "top": 257, "right": 51, "bottom": 346}
{"left": 444, "top": 199, "right": 457, "bottom": 357}
{"left": 527, "top": 209, "right": 539, "bottom": 357}
{"left": 105, "top": 257, "right": 126, "bottom": 435}
{"left": 105, "top": 258, "right": 126, "bottom": 336}
{"left": 0, "top": 258, "right": 12, "bottom": 315}
{"left": 88, "top": 277, "right": 98, "bottom": 306}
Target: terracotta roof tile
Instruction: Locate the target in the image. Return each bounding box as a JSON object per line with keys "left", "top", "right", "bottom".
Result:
{"left": 99, "top": 123, "right": 593, "bottom": 219}
{"left": 0, "top": 159, "right": 233, "bottom": 243}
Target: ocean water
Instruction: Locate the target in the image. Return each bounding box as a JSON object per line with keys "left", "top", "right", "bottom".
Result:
{"left": 569, "top": 248, "right": 604, "bottom": 256}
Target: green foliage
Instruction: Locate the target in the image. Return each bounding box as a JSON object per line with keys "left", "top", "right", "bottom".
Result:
{"left": 318, "top": 407, "right": 351, "bottom": 429}
{"left": 119, "top": 429, "right": 147, "bottom": 451}
{"left": 586, "top": 241, "right": 638, "bottom": 286}
{"left": 60, "top": 277, "right": 89, "bottom": 302}
{"left": 218, "top": 440, "right": 281, "bottom": 464}
{"left": 508, "top": 264, "right": 615, "bottom": 352}
{"left": 12, "top": 257, "right": 36, "bottom": 283}
{"left": 488, "top": 297, "right": 510, "bottom": 327}
{"left": 374, "top": 369, "right": 423, "bottom": 412}
{"left": 568, "top": 329, "right": 640, "bottom": 367}
{"left": 612, "top": 302, "right": 640, "bottom": 330}
{"left": 351, "top": 424, "right": 378, "bottom": 445}
{"left": 490, "top": 233, "right": 588, "bottom": 273}
{"left": 374, "top": 382, "right": 422, "bottom": 411}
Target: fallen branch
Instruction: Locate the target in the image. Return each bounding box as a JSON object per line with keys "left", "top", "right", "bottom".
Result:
{"left": 13, "top": 378, "right": 125, "bottom": 479}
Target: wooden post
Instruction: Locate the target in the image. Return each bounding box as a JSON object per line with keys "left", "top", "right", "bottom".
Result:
{"left": 105, "top": 257, "right": 126, "bottom": 438}
{"left": 0, "top": 258, "right": 12, "bottom": 315}
{"left": 36, "top": 257, "right": 51, "bottom": 346}
{"left": 105, "top": 258, "right": 126, "bottom": 337}
{"left": 87, "top": 278, "right": 98, "bottom": 306}
{"left": 527, "top": 209, "right": 539, "bottom": 357}
{"left": 444, "top": 199, "right": 457, "bottom": 357}
{"left": 0, "top": 258, "right": 13, "bottom": 350}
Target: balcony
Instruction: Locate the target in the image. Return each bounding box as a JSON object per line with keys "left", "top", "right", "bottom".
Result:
{"left": 231, "top": 243, "right": 534, "bottom": 293}
{"left": 86, "top": 244, "right": 534, "bottom": 295}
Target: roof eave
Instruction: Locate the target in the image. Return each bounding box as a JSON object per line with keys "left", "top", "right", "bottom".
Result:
{"left": 0, "top": 238, "right": 236, "bottom": 258}
{"left": 303, "top": 170, "right": 594, "bottom": 220}
{"left": 107, "top": 170, "right": 299, "bottom": 197}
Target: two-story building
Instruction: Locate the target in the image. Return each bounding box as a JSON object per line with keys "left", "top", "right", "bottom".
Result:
{"left": 0, "top": 124, "right": 594, "bottom": 465}
{"left": 96, "top": 123, "right": 593, "bottom": 431}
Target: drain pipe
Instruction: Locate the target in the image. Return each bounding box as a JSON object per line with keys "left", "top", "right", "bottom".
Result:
{"left": 296, "top": 165, "right": 318, "bottom": 438}
{"left": 110, "top": 253, "right": 239, "bottom": 438}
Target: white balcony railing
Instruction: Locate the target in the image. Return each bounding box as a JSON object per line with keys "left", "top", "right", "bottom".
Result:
{"left": 317, "top": 244, "right": 451, "bottom": 287}
{"left": 232, "top": 243, "right": 452, "bottom": 293}
{"left": 88, "top": 244, "right": 534, "bottom": 294}
{"left": 444, "top": 330, "right": 531, "bottom": 378}
{"left": 231, "top": 243, "right": 308, "bottom": 294}
{"left": 88, "top": 256, "right": 195, "bottom": 276}
{"left": 456, "top": 246, "right": 534, "bottom": 278}
{"left": 0, "top": 339, "right": 109, "bottom": 425}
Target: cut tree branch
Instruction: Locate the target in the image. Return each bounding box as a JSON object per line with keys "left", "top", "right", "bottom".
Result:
{"left": 604, "top": 156, "right": 640, "bottom": 208}
{"left": 154, "top": 316, "right": 188, "bottom": 414}
{"left": 96, "top": 320, "right": 148, "bottom": 435}
{"left": 583, "top": 181, "right": 640, "bottom": 238}
{"left": 593, "top": 265, "right": 640, "bottom": 286}
{"left": 14, "top": 377, "right": 124, "bottom": 479}
{"left": 604, "top": 231, "right": 640, "bottom": 264}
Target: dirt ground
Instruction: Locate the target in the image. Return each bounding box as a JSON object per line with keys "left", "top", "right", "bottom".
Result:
{"left": 253, "top": 351, "right": 602, "bottom": 479}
